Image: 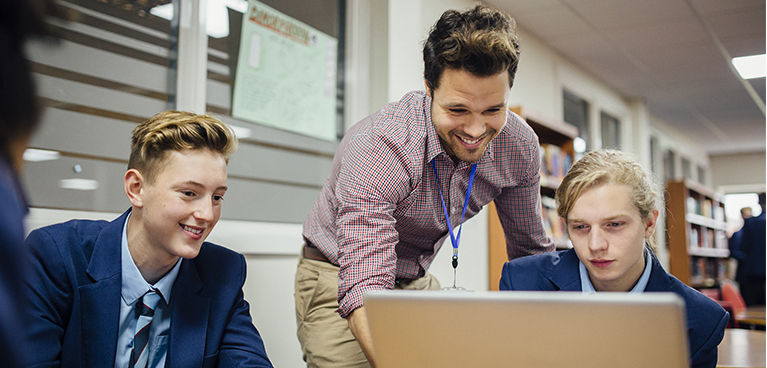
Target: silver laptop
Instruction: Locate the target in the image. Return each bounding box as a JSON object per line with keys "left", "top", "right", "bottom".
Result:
{"left": 364, "top": 290, "right": 689, "bottom": 368}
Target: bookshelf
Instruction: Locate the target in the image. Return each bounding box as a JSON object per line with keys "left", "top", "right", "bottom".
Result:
{"left": 488, "top": 106, "right": 578, "bottom": 290}
{"left": 666, "top": 180, "right": 730, "bottom": 289}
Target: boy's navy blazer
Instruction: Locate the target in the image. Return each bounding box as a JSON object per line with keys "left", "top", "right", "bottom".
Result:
{"left": 500, "top": 249, "right": 729, "bottom": 368}
{"left": 24, "top": 210, "right": 272, "bottom": 367}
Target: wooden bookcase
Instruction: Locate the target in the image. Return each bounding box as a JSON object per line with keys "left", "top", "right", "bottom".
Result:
{"left": 666, "top": 180, "right": 730, "bottom": 288}
{"left": 488, "top": 106, "right": 578, "bottom": 290}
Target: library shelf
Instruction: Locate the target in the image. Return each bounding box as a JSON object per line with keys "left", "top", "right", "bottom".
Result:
{"left": 666, "top": 180, "right": 730, "bottom": 289}
{"left": 487, "top": 106, "right": 578, "bottom": 291}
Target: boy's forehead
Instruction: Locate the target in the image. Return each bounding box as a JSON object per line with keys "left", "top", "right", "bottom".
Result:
{"left": 150, "top": 148, "right": 227, "bottom": 178}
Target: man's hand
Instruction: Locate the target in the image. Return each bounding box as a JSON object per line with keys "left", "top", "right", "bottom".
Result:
{"left": 348, "top": 306, "right": 377, "bottom": 367}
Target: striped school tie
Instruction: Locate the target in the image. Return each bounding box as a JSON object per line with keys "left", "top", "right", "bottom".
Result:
{"left": 131, "top": 290, "right": 162, "bottom": 368}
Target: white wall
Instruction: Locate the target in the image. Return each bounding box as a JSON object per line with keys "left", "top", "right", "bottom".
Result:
{"left": 710, "top": 151, "right": 767, "bottom": 192}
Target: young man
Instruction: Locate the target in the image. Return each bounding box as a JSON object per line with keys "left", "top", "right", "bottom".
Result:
{"left": 25, "top": 111, "right": 273, "bottom": 367}
{"left": 500, "top": 149, "right": 728, "bottom": 368}
{"left": 296, "top": 5, "right": 553, "bottom": 367}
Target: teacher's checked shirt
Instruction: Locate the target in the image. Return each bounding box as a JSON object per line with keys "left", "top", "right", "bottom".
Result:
{"left": 303, "top": 90, "right": 554, "bottom": 318}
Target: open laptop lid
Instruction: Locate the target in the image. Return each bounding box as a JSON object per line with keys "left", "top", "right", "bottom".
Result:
{"left": 364, "top": 290, "right": 689, "bottom": 368}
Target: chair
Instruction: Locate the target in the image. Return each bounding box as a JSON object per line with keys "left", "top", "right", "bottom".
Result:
{"left": 720, "top": 280, "right": 747, "bottom": 328}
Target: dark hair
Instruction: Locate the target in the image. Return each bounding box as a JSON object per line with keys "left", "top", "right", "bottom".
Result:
{"left": 423, "top": 4, "right": 521, "bottom": 92}
{"left": 0, "top": 0, "right": 67, "bottom": 161}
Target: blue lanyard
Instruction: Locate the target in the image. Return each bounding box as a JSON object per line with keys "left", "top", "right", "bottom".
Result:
{"left": 431, "top": 159, "right": 477, "bottom": 265}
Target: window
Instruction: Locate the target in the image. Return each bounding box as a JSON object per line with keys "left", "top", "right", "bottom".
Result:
{"left": 201, "top": 0, "right": 345, "bottom": 223}
{"left": 650, "top": 136, "right": 659, "bottom": 176}
{"left": 682, "top": 158, "right": 692, "bottom": 181}
{"left": 600, "top": 111, "right": 620, "bottom": 149}
{"left": 697, "top": 165, "right": 706, "bottom": 186}
{"left": 563, "top": 89, "right": 590, "bottom": 157}
{"left": 663, "top": 149, "right": 676, "bottom": 182}
{"left": 23, "top": 0, "right": 174, "bottom": 212}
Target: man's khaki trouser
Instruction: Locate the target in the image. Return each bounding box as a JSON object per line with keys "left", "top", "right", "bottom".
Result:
{"left": 294, "top": 254, "right": 440, "bottom": 368}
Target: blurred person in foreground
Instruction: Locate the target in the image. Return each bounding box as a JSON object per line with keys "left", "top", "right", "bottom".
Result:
{"left": 0, "top": 0, "right": 66, "bottom": 366}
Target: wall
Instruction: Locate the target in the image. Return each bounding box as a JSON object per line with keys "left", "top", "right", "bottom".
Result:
{"left": 710, "top": 151, "right": 767, "bottom": 192}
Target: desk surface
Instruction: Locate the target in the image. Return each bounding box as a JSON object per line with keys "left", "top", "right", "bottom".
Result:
{"left": 717, "top": 329, "right": 765, "bottom": 368}
{"left": 737, "top": 306, "right": 767, "bottom": 327}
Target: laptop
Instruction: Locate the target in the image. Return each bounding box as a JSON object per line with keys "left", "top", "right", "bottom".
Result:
{"left": 364, "top": 290, "right": 690, "bottom": 368}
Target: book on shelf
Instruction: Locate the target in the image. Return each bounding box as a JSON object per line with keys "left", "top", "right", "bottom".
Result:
{"left": 539, "top": 144, "right": 572, "bottom": 184}
{"left": 541, "top": 202, "right": 565, "bottom": 240}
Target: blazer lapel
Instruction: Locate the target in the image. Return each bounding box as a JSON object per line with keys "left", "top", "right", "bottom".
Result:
{"left": 80, "top": 211, "right": 128, "bottom": 368}
{"left": 167, "top": 258, "right": 210, "bottom": 368}
{"left": 644, "top": 255, "right": 673, "bottom": 292}
{"left": 550, "top": 249, "right": 583, "bottom": 291}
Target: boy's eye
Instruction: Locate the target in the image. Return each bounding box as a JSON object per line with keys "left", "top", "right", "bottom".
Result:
{"left": 213, "top": 195, "right": 224, "bottom": 202}
{"left": 182, "top": 191, "right": 195, "bottom": 197}
{"left": 449, "top": 108, "right": 467, "bottom": 114}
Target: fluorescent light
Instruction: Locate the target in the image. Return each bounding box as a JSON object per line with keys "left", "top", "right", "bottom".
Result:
{"left": 59, "top": 179, "right": 99, "bottom": 191}
{"left": 150, "top": 0, "right": 248, "bottom": 39}
{"left": 23, "top": 148, "right": 61, "bottom": 162}
{"left": 732, "top": 54, "right": 766, "bottom": 79}
{"left": 229, "top": 125, "right": 252, "bottom": 139}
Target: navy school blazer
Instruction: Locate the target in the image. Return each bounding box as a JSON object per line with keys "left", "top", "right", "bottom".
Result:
{"left": 500, "top": 249, "right": 728, "bottom": 368}
{"left": 24, "top": 210, "right": 273, "bottom": 367}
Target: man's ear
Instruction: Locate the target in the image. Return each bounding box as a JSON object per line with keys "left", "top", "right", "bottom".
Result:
{"left": 424, "top": 78, "right": 431, "bottom": 96}
{"left": 124, "top": 169, "right": 145, "bottom": 208}
{"left": 644, "top": 209, "right": 659, "bottom": 239}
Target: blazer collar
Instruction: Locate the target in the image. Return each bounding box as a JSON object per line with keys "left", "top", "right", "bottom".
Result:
{"left": 550, "top": 249, "right": 583, "bottom": 291}
{"left": 644, "top": 253, "right": 673, "bottom": 292}
{"left": 81, "top": 209, "right": 131, "bottom": 367}
{"left": 550, "top": 248, "right": 672, "bottom": 293}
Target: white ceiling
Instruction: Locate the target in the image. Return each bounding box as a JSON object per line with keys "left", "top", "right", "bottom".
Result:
{"left": 485, "top": 0, "right": 766, "bottom": 155}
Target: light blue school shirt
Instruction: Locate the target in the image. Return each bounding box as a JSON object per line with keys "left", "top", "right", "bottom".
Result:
{"left": 114, "top": 213, "right": 182, "bottom": 368}
{"left": 579, "top": 247, "right": 652, "bottom": 293}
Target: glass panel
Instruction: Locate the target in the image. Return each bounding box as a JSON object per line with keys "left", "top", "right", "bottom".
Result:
{"left": 682, "top": 158, "right": 692, "bottom": 181}
{"left": 201, "top": 0, "right": 342, "bottom": 222}
{"left": 600, "top": 111, "right": 620, "bottom": 149}
{"left": 563, "top": 89, "right": 590, "bottom": 157}
{"left": 24, "top": 0, "right": 174, "bottom": 213}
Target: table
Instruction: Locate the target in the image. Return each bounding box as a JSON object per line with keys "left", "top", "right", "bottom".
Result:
{"left": 717, "top": 328, "right": 765, "bottom": 368}
{"left": 737, "top": 306, "right": 766, "bottom": 327}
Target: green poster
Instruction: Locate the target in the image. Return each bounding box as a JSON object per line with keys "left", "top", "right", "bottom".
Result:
{"left": 232, "top": 1, "right": 337, "bottom": 141}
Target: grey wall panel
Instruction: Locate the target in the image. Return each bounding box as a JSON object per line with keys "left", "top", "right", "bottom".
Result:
{"left": 35, "top": 74, "right": 168, "bottom": 118}
{"left": 23, "top": 157, "right": 129, "bottom": 212}
{"left": 27, "top": 40, "right": 170, "bottom": 94}
{"left": 206, "top": 78, "right": 232, "bottom": 110}
{"left": 218, "top": 115, "right": 338, "bottom": 155}
{"left": 223, "top": 177, "right": 321, "bottom": 223}
{"left": 30, "top": 108, "right": 135, "bottom": 161}
{"left": 22, "top": 155, "right": 320, "bottom": 224}
{"left": 227, "top": 144, "right": 332, "bottom": 186}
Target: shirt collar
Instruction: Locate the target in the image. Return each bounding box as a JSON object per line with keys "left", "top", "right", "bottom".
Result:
{"left": 579, "top": 247, "right": 652, "bottom": 293}
{"left": 121, "top": 212, "right": 182, "bottom": 306}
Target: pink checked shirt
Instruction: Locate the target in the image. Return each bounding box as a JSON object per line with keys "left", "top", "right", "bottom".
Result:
{"left": 303, "top": 91, "right": 554, "bottom": 317}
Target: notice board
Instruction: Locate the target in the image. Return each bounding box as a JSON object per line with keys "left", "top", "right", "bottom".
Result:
{"left": 232, "top": 0, "right": 338, "bottom": 141}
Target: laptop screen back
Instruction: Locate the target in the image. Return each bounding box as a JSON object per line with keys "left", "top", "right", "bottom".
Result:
{"left": 364, "top": 290, "right": 689, "bottom": 368}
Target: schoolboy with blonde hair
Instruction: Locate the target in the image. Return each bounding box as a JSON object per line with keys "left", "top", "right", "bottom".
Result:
{"left": 500, "top": 149, "right": 728, "bottom": 368}
{"left": 555, "top": 149, "right": 663, "bottom": 248}
{"left": 25, "top": 111, "right": 273, "bottom": 367}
